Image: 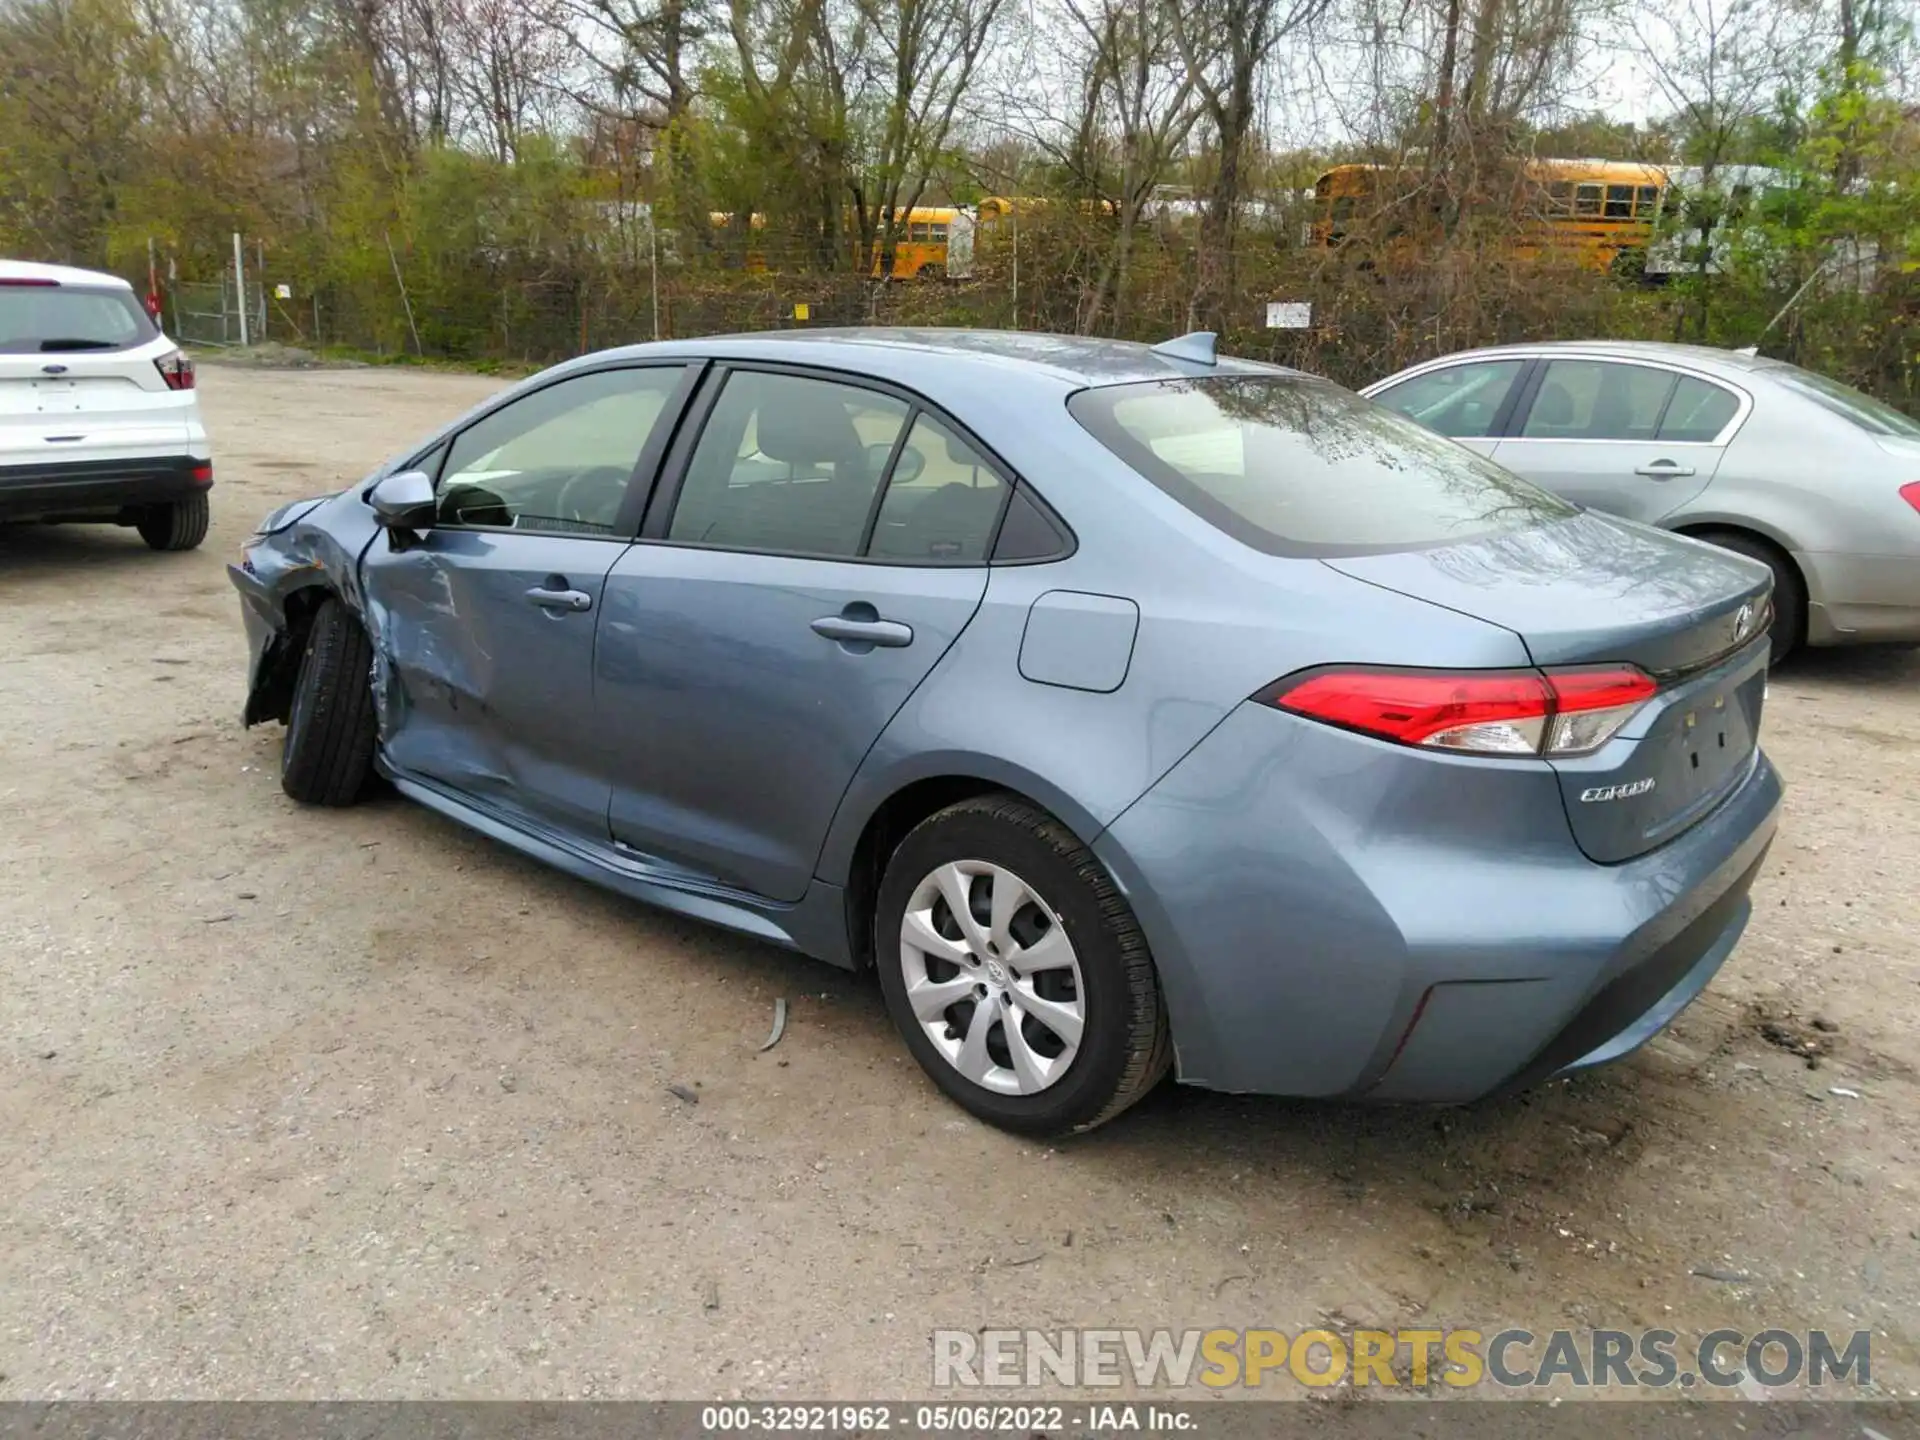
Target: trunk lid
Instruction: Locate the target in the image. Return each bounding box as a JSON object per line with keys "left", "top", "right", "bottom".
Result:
{"left": 1325, "top": 511, "right": 1772, "bottom": 863}
{"left": 0, "top": 282, "right": 187, "bottom": 464}
{"left": 0, "top": 337, "right": 187, "bottom": 463}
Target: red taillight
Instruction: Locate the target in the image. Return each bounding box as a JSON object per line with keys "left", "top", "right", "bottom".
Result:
{"left": 154, "top": 348, "right": 194, "bottom": 390}
{"left": 1900, "top": 482, "right": 1920, "bottom": 516}
{"left": 1265, "top": 665, "right": 1657, "bottom": 758}
{"left": 190, "top": 462, "right": 213, "bottom": 486}
{"left": 1543, "top": 667, "right": 1661, "bottom": 755}
{"left": 1273, "top": 669, "right": 1553, "bottom": 753}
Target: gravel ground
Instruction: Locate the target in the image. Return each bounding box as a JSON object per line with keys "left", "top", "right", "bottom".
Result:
{"left": 1, "top": 361, "right": 1915, "bottom": 1401}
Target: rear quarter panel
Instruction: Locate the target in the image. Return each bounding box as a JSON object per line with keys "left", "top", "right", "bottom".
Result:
{"left": 815, "top": 429, "right": 1535, "bottom": 883}
{"left": 1663, "top": 393, "right": 1903, "bottom": 556}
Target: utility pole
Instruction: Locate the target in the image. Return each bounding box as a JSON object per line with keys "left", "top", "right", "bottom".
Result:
{"left": 233, "top": 232, "right": 250, "bottom": 346}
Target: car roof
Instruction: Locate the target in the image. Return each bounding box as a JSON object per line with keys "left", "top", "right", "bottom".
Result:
{"left": 593, "top": 327, "right": 1295, "bottom": 391}
{"left": 1400, "top": 339, "right": 1769, "bottom": 377}
{"left": 0, "top": 258, "right": 134, "bottom": 290}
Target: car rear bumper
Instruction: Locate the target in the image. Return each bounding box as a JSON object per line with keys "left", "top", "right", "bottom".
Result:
{"left": 1798, "top": 549, "right": 1920, "bottom": 645}
{"left": 0, "top": 454, "right": 212, "bottom": 520}
{"left": 1094, "top": 701, "right": 1783, "bottom": 1102}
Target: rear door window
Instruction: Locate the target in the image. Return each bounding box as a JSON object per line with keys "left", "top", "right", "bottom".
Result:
{"left": 867, "top": 414, "right": 1009, "bottom": 563}
{"left": 1520, "top": 360, "right": 1677, "bottom": 441}
{"left": 667, "top": 370, "right": 911, "bottom": 557}
{"left": 0, "top": 284, "right": 155, "bottom": 353}
{"left": 1069, "top": 375, "right": 1573, "bottom": 558}
{"left": 1656, "top": 376, "right": 1741, "bottom": 442}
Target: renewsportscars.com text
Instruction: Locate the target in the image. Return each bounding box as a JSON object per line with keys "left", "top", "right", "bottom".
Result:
{"left": 933, "top": 1327, "right": 1873, "bottom": 1391}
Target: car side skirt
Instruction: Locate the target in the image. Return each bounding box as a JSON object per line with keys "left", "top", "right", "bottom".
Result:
{"left": 382, "top": 765, "right": 857, "bottom": 969}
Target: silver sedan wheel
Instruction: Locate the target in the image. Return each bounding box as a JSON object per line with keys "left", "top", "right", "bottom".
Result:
{"left": 898, "top": 860, "right": 1086, "bottom": 1096}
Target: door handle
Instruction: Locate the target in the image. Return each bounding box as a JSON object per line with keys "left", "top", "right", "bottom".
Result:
{"left": 811, "top": 615, "right": 913, "bottom": 647}
{"left": 1635, "top": 460, "right": 1696, "bottom": 479}
{"left": 525, "top": 585, "right": 593, "bottom": 612}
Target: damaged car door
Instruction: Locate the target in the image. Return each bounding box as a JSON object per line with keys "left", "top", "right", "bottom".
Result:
{"left": 360, "top": 364, "right": 693, "bottom": 837}
{"left": 595, "top": 368, "right": 1004, "bottom": 902}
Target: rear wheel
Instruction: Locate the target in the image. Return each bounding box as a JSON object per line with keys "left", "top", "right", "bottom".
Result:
{"left": 874, "top": 794, "right": 1171, "bottom": 1135}
{"left": 136, "top": 492, "right": 210, "bottom": 551}
{"left": 281, "top": 597, "right": 377, "bottom": 806}
{"left": 1696, "top": 529, "right": 1805, "bottom": 662}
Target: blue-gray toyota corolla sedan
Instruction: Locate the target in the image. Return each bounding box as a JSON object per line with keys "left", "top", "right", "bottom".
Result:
{"left": 230, "top": 328, "right": 1783, "bottom": 1135}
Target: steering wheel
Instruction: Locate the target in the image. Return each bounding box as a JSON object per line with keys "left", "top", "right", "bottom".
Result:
{"left": 553, "top": 465, "right": 637, "bottom": 530}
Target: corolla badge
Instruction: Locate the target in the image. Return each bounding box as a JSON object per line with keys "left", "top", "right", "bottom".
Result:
{"left": 1581, "top": 778, "right": 1657, "bottom": 803}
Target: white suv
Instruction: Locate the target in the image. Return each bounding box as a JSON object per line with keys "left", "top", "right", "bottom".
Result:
{"left": 1, "top": 259, "right": 213, "bottom": 550}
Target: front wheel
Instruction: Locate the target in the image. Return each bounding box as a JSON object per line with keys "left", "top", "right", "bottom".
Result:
{"left": 875, "top": 794, "right": 1171, "bottom": 1135}
{"left": 280, "top": 597, "right": 378, "bottom": 805}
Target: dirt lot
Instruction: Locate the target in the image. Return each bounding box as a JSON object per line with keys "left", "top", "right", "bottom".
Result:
{"left": 1, "top": 360, "right": 1916, "bottom": 1402}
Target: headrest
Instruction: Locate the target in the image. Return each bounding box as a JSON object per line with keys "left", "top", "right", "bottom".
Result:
{"left": 758, "top": 391, "right": 863, "bottom": 468}
{"left": 944, "top": 430, "right": 978, "bottom": 467}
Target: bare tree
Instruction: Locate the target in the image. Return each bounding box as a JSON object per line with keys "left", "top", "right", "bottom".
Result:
{"left": 561, "top": 0, "right": 710, "bottom": 220}
{"left": 445, "top": 0, "right": 567, "bottom": 159}
{"left": 1058, "top": 0, "right": 1201, "bottom": 327}
{"left": 1167, "top": 0, "right": 1330, "bottom": 328}
{"left": 850, "top": 0, "right": 1008, "bottom": 271}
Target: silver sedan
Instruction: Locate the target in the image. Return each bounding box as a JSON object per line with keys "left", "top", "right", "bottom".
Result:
{"left": 1364, "top": 340, "right": 1920, "bottom": 657}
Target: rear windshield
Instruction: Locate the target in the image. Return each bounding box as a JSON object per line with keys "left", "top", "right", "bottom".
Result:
{"left": 0, "top": 284, "right": 155, "bottom": 354}
{"left": 1763, "top": 364, "right": 1920, "bottom": 438}
{"left": 1069, "top": 375, "right": 1574, "bottom": 557}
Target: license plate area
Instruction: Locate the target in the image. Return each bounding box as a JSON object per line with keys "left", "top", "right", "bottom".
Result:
{"left": 1671, "top": 687, "right": 1753, "bottom": 796}
{"left": 32, "top": 380, "right": 83, "bottom": 414}
{"left": 0, "top": 379, "right": 85, "bottom": 415}
{"left": 1550, "top": 642, "right": 1768, "bottom": 864}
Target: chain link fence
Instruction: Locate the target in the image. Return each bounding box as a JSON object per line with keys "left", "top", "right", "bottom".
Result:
{"left": 155, "top": 227, "right": 1919, "bottom": 411}
{"left": 170, "top": 276, "right": 266, "bottom": 349}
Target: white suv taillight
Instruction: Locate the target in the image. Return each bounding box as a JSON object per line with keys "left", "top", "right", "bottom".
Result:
{"left": 154, "top": 348, "right": 195, "bottom": 391}
{"left": 1262, "top": 665, "right": 1659, "bottom": 758}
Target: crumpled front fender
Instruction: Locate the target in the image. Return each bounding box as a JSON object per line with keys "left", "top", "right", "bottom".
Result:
{"left": 228, "top": 486, "right": 383, "bottom": 726}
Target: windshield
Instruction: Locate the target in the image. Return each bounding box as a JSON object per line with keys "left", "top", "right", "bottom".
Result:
{"left": 1069, "top": 374, "right": 1575, "bottom": 557}
{"left": 1764, "top": 364, "right": 1920, "bottom": 439}
{"left": 0, "top": 284, "right": 155, "bottom": 354}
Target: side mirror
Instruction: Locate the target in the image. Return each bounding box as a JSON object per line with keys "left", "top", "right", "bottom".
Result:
{"left": 369, "top": 469, "right": 436, "bottom": 531}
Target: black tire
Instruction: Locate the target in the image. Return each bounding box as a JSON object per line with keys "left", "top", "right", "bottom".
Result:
{"left": 1696, "top": 529, "right": 1806, "bottom": 662}
{"left": 280, "top": 597, "right": 377, "bottom": 806}
{"left": 875, "top": 793, "right": 1171, "bottom": 1136}
{"left": 136, "top": 492, "right": 210, "bottom": 551}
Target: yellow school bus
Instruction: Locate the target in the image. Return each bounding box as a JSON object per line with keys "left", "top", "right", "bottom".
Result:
{"left": 707, "top": 208, "right": 971, "bottom": 279}
{"left": 872, "top": 207, "right": 971, "bottom": 279}
{"left": 976, "top": 195, "right": 1120, "bottom": 224}
{"left": 1310, "top": 159, "right": 1668, "bottom": 272}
